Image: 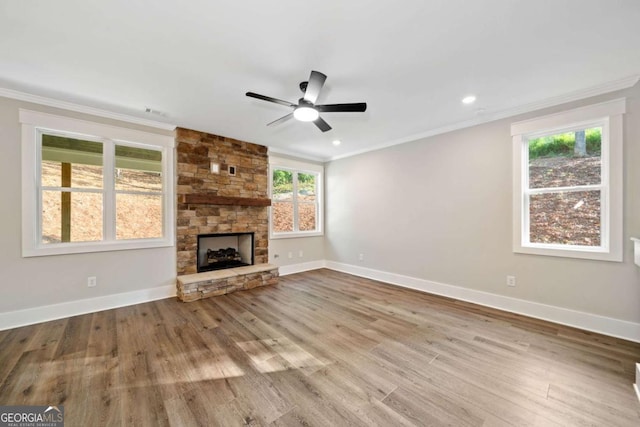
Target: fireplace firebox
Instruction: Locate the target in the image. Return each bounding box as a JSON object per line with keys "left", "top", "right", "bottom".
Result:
{"left": 197, "top": 232, "right": 254, "bottom": 272}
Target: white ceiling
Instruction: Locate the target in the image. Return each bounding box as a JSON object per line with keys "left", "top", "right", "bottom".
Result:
{"left": 1, "top": 0, "right": 639, "bottom": 161}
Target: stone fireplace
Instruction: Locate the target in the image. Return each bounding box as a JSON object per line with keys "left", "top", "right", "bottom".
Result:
{"left": 175, "top": 128, "right": 278, "bottom": 301}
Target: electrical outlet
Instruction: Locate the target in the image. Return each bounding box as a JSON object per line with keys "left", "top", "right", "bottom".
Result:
{"left": 87, "top": 276, "right": 97, "bottom": 287}
{"left": 358, "top": 253, "right": 364, "bottom": 261}
{"left": 298, "top": 250, "right": 304, "bottom": 258}
{"left": 288, "top": 252, "right": 293, "bottom": 259}
{"left": 506, "top": 275, "right": 516, "bottom": 287}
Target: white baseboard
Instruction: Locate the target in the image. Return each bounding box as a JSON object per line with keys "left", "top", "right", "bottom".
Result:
{"left": 324, "top": 261, "right": 640, "bottom": 343}
{"left": 0, "top": 284, "right": 176, "bottom": 331}
{"left": 3, "top": 260, "right": 639, "bottom": 344}
{"left": 278, "top": 260, "right": 327, "bottom": 276}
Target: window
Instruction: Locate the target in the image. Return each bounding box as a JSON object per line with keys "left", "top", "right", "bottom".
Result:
{"left": 20, "top": 109, "right": 174, "bottom": 256}
{"left": 269, "top": 157, "right": 323, "bottom": 238}
{"left": 511, "top": 99, "right": 625, "bottom": 261}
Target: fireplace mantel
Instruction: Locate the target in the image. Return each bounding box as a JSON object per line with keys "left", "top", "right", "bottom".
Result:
{"left": 179, "top": 193, "right": 272, "bottom": 207}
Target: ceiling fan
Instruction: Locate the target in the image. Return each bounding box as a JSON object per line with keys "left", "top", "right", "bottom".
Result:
{"left": 246, "top": 70, "right": 367, "bottom": 132}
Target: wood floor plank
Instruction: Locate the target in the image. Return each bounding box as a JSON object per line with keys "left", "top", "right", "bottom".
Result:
{"left": 0, "top": 349, "right": 50, "bottom": 405}
{"left": 382, "top": 385, "right": 484, "bottom": 426}
{"left": 0, "top": 268, "right": 638, "bottom": 426}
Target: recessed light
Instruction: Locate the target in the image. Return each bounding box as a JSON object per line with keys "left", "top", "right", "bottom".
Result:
{"left": 462, "top": 95, "right": 476, "bottom": 105}
{"left": 332, "top": 140, "right": 341, "bottom": 146}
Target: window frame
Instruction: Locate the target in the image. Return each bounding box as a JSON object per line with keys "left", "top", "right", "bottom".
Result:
{"left": 511, "top": 99, "right": 625, "bottom": 262}
{"left": 20, "top": 109, "right": 175, "bottom": 257}
{"left": 269, "top": 156, "right": 324, "bottom": 239}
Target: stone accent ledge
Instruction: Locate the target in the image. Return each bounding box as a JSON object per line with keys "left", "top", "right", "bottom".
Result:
{"left": 177, "top": 263, "right": 279, "bottom": 302}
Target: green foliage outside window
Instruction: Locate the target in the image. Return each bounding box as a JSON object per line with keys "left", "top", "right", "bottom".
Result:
{"left": 272, "top": 169, "right": 316, "bottom": 194}
{"left": 528, "top": 128, "right": 601, "bottom": 159}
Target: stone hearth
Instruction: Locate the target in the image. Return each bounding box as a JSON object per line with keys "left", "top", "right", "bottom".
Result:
{"left": 177, "top": 264, "right": 279, "bottom": 302}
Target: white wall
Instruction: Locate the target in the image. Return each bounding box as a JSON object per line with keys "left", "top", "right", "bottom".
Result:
{"left": 325, "top": 84, "right": 640, "bottom": 328}
{"left": 0, "top": 96, "right": 176, "bottom": 328}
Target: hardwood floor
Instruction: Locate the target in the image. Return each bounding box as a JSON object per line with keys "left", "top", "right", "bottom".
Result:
{"left": 1, "top": 269, "right": 639, "bottom": 426}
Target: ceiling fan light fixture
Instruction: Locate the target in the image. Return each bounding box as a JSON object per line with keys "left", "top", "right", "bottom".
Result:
{"left": 246, "top": 70, "right": 366, "bottom": 133}
{"left": 293, "top": 106, "right": 319, "bottom": 122}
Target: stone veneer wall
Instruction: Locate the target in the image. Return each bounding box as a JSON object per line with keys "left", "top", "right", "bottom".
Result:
{"left": 176, "top": 128, "right": 269, "bottom": 276}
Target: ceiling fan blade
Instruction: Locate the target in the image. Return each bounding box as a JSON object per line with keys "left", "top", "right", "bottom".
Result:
{"left": 316, "top": 103, "right": 367, "bottom": 113}
{"left": 314, "top": 117, "right": 332, "bottom": 132}
{"left": 246, "top": 92, "right": 296, "bottom": 108}
{"left": 303, "top": 71, "right": 327, "bottom": 104}
{"left": 267, "top": 113, "right": 294, "bottom": 127}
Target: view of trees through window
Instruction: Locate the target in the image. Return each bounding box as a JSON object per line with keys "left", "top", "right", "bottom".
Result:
{"left": 272, "top": 169, "right": 317, "bottom": 233}
{"left": 527, "top": 127, "right": 602, "bottom": 246}
{"left": 41, "top": 134, "right": 163, "bottom": 243}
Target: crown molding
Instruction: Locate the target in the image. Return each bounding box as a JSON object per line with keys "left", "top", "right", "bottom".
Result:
{"left": 0, "top": 87, "right": 176, "bottom": 131}
{"left": 329, "top": 74, "right": 640, "bottom": 162}
{"left": 267, "top": 146, "right": 327, "bottom": 163}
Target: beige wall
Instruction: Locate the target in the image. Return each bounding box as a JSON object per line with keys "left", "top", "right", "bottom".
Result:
{"left": 0, "top": 96, "right": 176, "bottom": 315}
{"left": 269, "top": 236, "right": 325, "bottom": 267}
{"left": 325, "top": 84, "right": 640, "bottom": 324}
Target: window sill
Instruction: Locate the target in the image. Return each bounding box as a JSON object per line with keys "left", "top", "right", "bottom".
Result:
{"left": 269, "top": 231, "right": 324, "bottom": 240}
{"left": 22, "top": 238, "right": 174, "bottom": 257}
{"left": 514, "top": 244, "right": 622, "bottom": 262}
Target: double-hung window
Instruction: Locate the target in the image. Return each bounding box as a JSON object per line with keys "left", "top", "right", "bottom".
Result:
{"left": 269, "top": 157, "right": 323, "bottom": 238}
{"left": 20, "top": 109, "right": 175, "bottom": 256}
{"left": 511, "top": 99, "right": 625, "bottom": 261}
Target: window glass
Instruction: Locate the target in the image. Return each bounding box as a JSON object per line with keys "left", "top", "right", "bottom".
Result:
{"left": 41, "top": 135, "right": 103, "bottom": 189}
{"left": 297, "top": 172, "right": 317, "bottom": 232}
{"left": 273, "top": 169, "right": 293, "bottom": 201}
{"left": 297, "top": 173, "right": 316, "bottom": 200}
{"left": 525, "top": 127, "right": 602, "bottom": 247}
{"left": 272, "top": 169, "right": 294, "bottom": 233}
{"left": 42, "top": 190, "right": 103, "bottom": 244}
{"left": 528, "top": 127, "right": 601, "bottom": 189}
{"left": 272, "top": 201, "right": 294, "bottom": 233}
{"left": 115, "top": 145, "right": 162, "bottom": 191}
{"left": 271, "top": 168, "right": 320, "bottom": 236}
{"left": 529, "top": 190, "right": 601, "bottom": 246}
{"left": 114, "top": 144, "right": 164, "bottom": 240}
{"left": 41, "top": 135, "right": 104, "bottom": 244}
{"left": 298, "top": 203, "right": 317, "bottom": 232}
{"left": 116, "top": 193, "right": 163, "bottom": 239}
